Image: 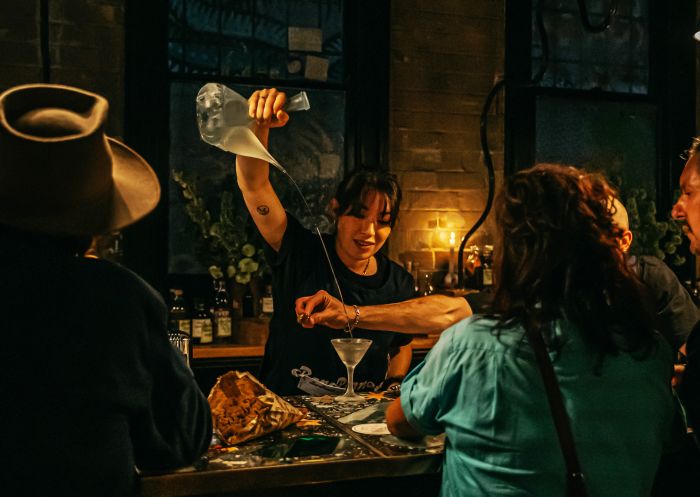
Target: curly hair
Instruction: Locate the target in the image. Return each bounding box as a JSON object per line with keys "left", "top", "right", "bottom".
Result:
{"left": 489, "top": 163, "right": 657, "bottom": 365}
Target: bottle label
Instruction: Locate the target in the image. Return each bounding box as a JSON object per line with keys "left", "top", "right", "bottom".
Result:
{"left": 177, "top": 319, "right": 191, "bottom": 335}
{"left": 483, "top": 268, "right": 493, "bottom": 286}
{"left": 262, "top": 296, "right": 274, "bottom": 313}
{"left": 191, "top": 318, "right": 208, "bottom": 338}
{"left": 199, "top": 320, "right": 214, "bottom": 344}
{"left": 214, "top": 313, "right": 232, "bottom": 337}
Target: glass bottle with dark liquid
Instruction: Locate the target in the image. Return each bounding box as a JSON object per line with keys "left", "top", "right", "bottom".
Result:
{"left": 212, "top": 280, "right": 232, "bottom": 343}
{"left": 168, "top": 288, "right": 191, "bottom": 336}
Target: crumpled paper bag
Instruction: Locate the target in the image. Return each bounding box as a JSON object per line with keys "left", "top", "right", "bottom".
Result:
{"left": 208, "top": 371, "right": 306, "bottom": 445}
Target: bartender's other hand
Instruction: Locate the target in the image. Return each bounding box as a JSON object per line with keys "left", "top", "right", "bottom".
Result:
{"left": 248, "top": 88, "right": 289, "bottom": 129}
{"left": 295, "top": 290, "right": 347, "bottom": 329}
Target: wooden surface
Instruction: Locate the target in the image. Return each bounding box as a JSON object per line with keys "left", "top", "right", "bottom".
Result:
{"left": 193, "top": 333, "right": 441, "bottom": 360}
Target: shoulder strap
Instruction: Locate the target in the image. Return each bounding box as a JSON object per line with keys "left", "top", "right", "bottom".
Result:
{"left": 525, "top": 325, "right": 589, "bottom": 497}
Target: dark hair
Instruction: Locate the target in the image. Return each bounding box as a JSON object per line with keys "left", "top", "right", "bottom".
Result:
{"left": 489, "top": 163, "right": 657, "bottom": 366}
{"left": 332, "top": 168, "right": 402, "bottom": 228}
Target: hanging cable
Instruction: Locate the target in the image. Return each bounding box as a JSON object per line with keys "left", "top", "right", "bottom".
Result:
{"left": 457, "top": 78, "right": 503, "bottom": 288}
{"left": 457, "top": 1, "right": 617, "bottom": 288}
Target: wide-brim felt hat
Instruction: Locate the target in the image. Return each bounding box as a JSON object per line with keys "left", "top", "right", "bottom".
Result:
{"left": 0, "top": 83, "right": 160, "bottom": 236}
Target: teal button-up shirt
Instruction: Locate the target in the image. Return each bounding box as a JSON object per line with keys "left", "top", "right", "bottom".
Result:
{"left": 401, "top": 316, "right": 674, "bottom": 497}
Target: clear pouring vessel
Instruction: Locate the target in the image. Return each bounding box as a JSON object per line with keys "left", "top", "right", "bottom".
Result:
{"left": 196, "top": 83, "right": 309, "bottom": 147}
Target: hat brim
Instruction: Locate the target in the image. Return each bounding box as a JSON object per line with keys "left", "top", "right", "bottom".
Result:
{"left": 107, "top": 138, "right": 161, "bottom": 232}
{"left": 0, "top": 138, "right": 160, "bottom": 236}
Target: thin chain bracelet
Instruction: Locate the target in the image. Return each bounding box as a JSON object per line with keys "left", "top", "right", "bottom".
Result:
{"left": 345, "top": 304, "right": 360, "bottom": 333}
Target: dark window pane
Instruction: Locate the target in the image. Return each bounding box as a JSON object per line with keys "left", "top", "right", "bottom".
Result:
{"left": 534, "top": 95, "right": 656, "bottom": 194}
{"left": 287, "top": 0, "right": 319, "bottom": 28}
{"left": 169, "top": 0, "right": 345, "bottom": 85}
{"left": 168, "top": 81, "right": 346, "bottom": 274}
{"left": 221, "top": 42, "right": 252, "bottom": 76}
{"left": 531, "top": 0, "right": 649, "bottom": 93}
{"left": 185, "top": 0, "right": 220, "bottom": 34}
{"left": 255, "top": 0, "right": 288, "bottom": 24}
{"left": 169, "top": 42, "right": 184, "bottom": 73}
{"left": 184, "top": 43, "right": 219, "bottom": 74}
{"left": 220, "top": 0, "right": 253, "bottom": 38}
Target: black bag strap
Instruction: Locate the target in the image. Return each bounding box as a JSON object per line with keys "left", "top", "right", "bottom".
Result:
{"left": 525, "top": 325, "right": 589, "bottom": 497}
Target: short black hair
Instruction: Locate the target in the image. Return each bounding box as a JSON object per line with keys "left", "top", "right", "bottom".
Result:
{"left": 332, "top": 168, "right": 402, "bottom": 228}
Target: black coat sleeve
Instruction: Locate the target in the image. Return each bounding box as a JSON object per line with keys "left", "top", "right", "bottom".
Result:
{"left": 126, "top": 281, "right": 213, "bottom": 471}
{"left": 638, "top": 256, "right": 698, "bottom": 351}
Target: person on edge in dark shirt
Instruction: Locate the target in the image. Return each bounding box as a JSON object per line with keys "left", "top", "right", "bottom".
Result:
{"left": 234, "top": 87, "right": 415, "bottom": 396}
{"left": 610, "top": 196, "right": 697, "bottom": 352}
{"left": 671, "top": 137, "right": 700, "bottom": 436}
{"left": 0, "top": 84, "right": 212, "bottom": 497}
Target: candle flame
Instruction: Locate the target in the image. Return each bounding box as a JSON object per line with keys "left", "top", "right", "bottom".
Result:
{"left": 449, "top": 232, "right": 455, "bottom": 247}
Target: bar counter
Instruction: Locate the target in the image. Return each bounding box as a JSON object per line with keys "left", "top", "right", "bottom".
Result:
{"left": 140, "top": 396, "right": 443, "bottom": 497}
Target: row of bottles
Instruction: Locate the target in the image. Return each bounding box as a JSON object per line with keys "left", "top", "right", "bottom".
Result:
{"left": 465, "top": 245, "right": 493, "bottom": 290}
{"left": 405, "top": 244, "right": 494, "bottom": 293}
{"left": 168, "top": 282, "right": 273, "bottom": 345}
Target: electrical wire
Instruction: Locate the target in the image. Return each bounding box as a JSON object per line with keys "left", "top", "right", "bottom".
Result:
{"left": 457, "top": 0, "right": 617, "bottom": 288}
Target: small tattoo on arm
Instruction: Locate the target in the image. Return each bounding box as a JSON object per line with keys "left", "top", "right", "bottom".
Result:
{"left": 256, "top": 205, "right": 270, "bottom": 216}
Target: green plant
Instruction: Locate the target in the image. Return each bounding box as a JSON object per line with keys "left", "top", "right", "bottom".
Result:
{"left": 172, "top": 170, "right": 268, "bottom": 283}
{"left": 625, "top": 188, "right": 685, "bottom": 266}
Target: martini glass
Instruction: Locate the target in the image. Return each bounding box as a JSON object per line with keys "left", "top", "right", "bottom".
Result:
{"left": 331, "top": 338, "right": 372, "bottom": 402}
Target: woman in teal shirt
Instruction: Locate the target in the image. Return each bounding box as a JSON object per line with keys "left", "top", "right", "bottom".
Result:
{"left": 387, "top": 164, "right": 675, "bottom": 497}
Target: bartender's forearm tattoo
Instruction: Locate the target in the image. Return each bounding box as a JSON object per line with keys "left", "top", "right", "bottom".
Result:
{"left": 256, "top": 205, "right": 270, "bottom": 216}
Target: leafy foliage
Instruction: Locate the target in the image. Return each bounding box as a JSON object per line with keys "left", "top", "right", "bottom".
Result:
{"left": 172, "top": 170, "right": 268, "bottom": 282}
{"left": 625, "top": 188, "right": 685, "bottom": 266}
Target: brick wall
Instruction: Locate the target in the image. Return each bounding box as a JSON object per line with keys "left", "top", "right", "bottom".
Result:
{"left": 0, "top": 0, "right": 505, "bottom": 275}
{"left": 389, "top": 0, "right": 505, "bottom": 274}
{"left": 0, "top": 0, "right": 125, "bottom": 135}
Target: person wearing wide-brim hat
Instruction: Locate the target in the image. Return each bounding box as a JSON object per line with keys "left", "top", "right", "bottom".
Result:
{"left": 0, "top": 84, "right": 212, "bottom": 497}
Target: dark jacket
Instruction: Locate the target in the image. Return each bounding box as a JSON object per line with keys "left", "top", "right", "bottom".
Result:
{"left": 0, "top": 228, "right": 212, "bottom": 497}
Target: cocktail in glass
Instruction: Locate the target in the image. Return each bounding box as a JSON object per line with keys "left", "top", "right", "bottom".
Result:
{"left": 331, "top": 338, "right": 372, "bottom": 402}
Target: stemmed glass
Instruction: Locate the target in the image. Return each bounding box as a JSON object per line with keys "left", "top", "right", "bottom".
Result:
{"left": 331, "top": 338, "right": 372, "bottom": 402}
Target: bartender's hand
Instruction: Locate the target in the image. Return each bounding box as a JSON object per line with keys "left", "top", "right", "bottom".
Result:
{"left": 248, "top": 88, "right": 289, "bottom": 131}
{"left": 295, "top": 290, "right": 350, "bottom": 329}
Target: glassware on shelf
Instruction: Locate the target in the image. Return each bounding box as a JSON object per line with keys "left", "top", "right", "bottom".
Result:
{"left": 331, "top": 338, "right": 372, "bottom": 402}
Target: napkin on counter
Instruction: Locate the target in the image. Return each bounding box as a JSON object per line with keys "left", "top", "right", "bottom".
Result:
{"left": 208, "top": 371, "right": 306, "bottom": 445}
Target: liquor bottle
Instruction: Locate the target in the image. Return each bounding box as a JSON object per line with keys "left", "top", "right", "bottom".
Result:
{"left": 168, "top": 289, "right": 191, "bottom": 336}
{"left": 420, "top": 272, "right": 435, "bottom": 296}
{"left": 212, "top": 279, "right": 232, "bottom": 343}
{"left": 259, "top": 284, "right": 274, "bottom": 318}
{"left": 242, "top": 283, "right": 255, "bottom": 318}
{"left": 466, "top": 246, "right": 482, "bottom": 289}
{"left": 481, "top": 245, "right": 494, "bottom": 288}
{"left": 191, "top": 298, "right": 213, "bottom": 345}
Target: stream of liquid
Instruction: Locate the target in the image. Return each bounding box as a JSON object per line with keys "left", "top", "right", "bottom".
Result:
{"left": 275, "top": 168, "right": 354, "bottom": 335}
{"left": 196, "top": 83, "right": 354, "bottom": 334}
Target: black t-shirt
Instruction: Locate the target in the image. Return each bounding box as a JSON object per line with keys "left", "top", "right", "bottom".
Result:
{"left": 260, "top": 214, "right": 415, "bottom": 395}
{"left": 632, "top": 255, "right": 698, "bottom": 351}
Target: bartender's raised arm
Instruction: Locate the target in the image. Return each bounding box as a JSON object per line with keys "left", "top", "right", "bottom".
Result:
{"left": 236, "top": 88, "right": 289, "bottom": 252}
{"left": 295, "top": 290, "right": 472, "bottom": 334}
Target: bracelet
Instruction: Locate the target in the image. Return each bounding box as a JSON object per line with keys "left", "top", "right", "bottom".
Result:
{"left": 345, "top": 305, "right": 360, "bottom": 333}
